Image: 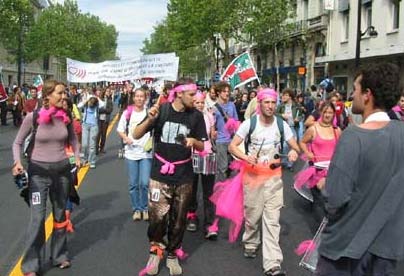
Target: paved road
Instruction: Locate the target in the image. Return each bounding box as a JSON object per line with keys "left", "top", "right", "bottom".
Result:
{"left": 1, "top": 114, "right": 403, "bottom": 276}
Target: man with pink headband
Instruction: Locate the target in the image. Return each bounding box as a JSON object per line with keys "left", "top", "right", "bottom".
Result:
{"left": 229, "top": 88, "right": 300, "bottom": 276}
{"left": 134, "top": 78, "right": 207, "bottom": 276}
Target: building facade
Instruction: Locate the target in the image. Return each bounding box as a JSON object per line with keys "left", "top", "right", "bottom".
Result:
{"left": 316, "top": 0, "right": 404, "bottom": 96}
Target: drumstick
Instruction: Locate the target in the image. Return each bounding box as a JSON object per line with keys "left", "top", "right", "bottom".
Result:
{"left": 256, "top": 139, "right": 265, "bottom": 159}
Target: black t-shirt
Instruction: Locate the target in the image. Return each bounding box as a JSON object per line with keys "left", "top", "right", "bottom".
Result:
{"left": 147, "top": 103, "right": 208, "bottom": 185}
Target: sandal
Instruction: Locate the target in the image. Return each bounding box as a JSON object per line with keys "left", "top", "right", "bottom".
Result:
{"left": 57, "top": 260, "right": 71, "bottom": 269}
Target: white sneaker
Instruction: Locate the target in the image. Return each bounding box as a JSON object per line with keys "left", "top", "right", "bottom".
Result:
{"left": 166, "top": 256, "right": 182, "bottom": 275}
{"left": 142, "top": 210, "right": 149, "bottom": 221}
{"left": 145, "top": 253, "right": 160, "bottom": 275}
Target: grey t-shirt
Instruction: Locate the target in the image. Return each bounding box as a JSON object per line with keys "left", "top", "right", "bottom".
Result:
{"left": 319, "top": 121, "right": 404, "bottom": 261}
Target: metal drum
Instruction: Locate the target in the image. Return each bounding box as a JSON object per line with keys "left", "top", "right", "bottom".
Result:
{"left": 299, "top": 217, "right": 328, "bottom": 272}
{"left": 192, "top": 153, "right": 217, "bottom": 175}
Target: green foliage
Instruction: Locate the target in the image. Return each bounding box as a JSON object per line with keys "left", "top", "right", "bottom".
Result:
{"left": 26, "top": 0, "right": 118, "bottom": 62}
{"left": 0, "top": 0, "right": 34, "bottom": 61}
{"left": 142, "top": 0, "right": 296, "bottom": 76}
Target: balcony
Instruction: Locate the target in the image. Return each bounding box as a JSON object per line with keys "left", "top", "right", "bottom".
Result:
{"left": 289, "top": 20, "right": 308, "bottom": 37}
{"left": 307, "top": 14, "right": 328, "bottom": 32}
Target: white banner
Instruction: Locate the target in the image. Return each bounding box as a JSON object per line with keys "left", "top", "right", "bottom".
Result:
{"left": 324, "top": 0, "right": 335, "bottom": 10}
{"left": 67, "top": 53, "right": 179, "bottom": 83}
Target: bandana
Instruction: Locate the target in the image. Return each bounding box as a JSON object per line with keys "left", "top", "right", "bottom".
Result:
{"left": 168, "top": 84, "right": 198, "bottom": 102}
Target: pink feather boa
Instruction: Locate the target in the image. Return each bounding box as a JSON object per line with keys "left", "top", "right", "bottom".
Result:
{"left": 295, "top": 239, "right": 317, "bottom": 256}
{"left": 224, "top": 117, "right": 241, "bottom": 135}
{"left": 37, "top": 106, "right": 70, "bottom": 125}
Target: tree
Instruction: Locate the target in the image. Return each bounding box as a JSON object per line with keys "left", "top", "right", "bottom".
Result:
{"left": 26, "top": 0, "right": 118, "bottom": 64}
{"left": 235, "top": 0, "right": 297, "bottom": 90}
{"left": 0, "top": 0, "right": 35, "bottom": 85}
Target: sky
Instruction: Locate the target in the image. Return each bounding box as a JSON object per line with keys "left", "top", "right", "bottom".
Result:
{"left": 54, "top": 0, "right": 169, "bottom": 59}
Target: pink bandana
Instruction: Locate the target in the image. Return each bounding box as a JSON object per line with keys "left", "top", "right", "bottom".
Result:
{"left": 168, "top": 84, "right": 197, "bottom": 102}
{"left": 256, "top": 88, "right": 278, "bottom": 115}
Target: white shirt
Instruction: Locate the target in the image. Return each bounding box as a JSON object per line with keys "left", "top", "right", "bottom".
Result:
{"left": 236, "top": 115, "right": 294, "bottom": 163}
{"left": 364, "top": 112, "right": 391, "bottom": 123}
{"left": 116, "top": 109, "right": 152, "bottom": 160}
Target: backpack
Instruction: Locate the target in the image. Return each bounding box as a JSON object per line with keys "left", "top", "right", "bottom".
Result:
{"left": 244, "top": 115, "right": 285, "bottom": 155}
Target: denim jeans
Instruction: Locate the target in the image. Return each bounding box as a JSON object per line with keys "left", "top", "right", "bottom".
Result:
{"left": 126, "top": 158, "right": 152, "bottom": 211}
{"left": 82, "top": 123, "right": 98, "bottom": 165}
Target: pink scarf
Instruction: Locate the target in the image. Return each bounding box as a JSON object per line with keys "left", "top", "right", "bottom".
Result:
{"left": 37, "top": 106, "right": 70, "bottom": 125}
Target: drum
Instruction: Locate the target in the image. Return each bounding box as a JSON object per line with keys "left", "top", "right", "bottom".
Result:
{"left": 192, "top": 153, "right": 217, "bottom": 175}
{"left": 299, "top": 217, "right": 328, "bottom": 272}
{"left": 314, "top": 161, "right": 330, "bottom": 170}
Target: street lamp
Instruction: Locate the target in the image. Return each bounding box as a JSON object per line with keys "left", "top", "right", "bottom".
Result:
{"left": 214, "top": 33, "right": 220, "bottom": 71}
{"left": 355, "top": 2, "right": 378, "bottom": 68}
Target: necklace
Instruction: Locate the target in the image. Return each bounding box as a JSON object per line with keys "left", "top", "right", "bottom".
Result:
{"left": 319, "top": 122, "right": 332, "bottom": 128}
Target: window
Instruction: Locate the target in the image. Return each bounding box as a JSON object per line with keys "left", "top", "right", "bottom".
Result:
{"left": 303, "top": 0, "right": 308, "bottom": 20}
{"left": 364, "top": 3, "right": 372, "bottom": 30}
{"left": 392, "top": 0, "right": 400, "bottom": 30}
{"left": 342, "top": 11, "right": 349, "bottom": 41}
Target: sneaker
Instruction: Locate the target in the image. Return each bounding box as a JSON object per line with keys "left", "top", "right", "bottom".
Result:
{"left": 166, "top": 256, "right": 182, "bottom": 276}
{"left": 146, "top": 253, "right": 161, "bottom": 275}
{"left": 132, "top": 211, "right": 141, "bottom": 221}
{"left": 243, "top": 248, "right": 257, "bottom": 258}
{"left": 186, "top": 212, "right": 198, "bottom": 232}
{"left": 142, "top": 210, "right": 149, "bottom": 221}
{"left": 205, "top": 223, "right": 218, "bottom": 240}
{"left": 264, "top": 266, "right": 286, "bottom": 276}
{"left": 90, "top": 164, "right": 96, "bottom": 169}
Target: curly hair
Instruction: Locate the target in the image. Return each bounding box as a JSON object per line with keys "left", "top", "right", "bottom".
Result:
{"left": 355, "top": 63, "right": 402, "bottom": 110}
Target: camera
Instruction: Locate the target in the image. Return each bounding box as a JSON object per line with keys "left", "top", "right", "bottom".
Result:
{"left": 14, "top": 171, "right": 28, "bottom": 189}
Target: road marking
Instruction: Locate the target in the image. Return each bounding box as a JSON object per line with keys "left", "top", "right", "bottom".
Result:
{"left": 9, "top": 113, "right": 120, "bottom": 276}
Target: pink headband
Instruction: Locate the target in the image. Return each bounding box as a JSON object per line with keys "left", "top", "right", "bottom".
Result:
{"left": 168, "top": 84, "right": 198, "bottom": 102}
{"left": 256, "top": 88, "right": 278, "bottom": 115}
{"left": 257, "top": 88, "right": 278, "bottom": 101}
{"left": 194, "top": 91, "right": 205, "bottom": 101}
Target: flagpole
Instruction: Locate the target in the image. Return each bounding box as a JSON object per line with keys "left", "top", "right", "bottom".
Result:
{"left": 247, "top": 46, "right": 260, "bottom": 86}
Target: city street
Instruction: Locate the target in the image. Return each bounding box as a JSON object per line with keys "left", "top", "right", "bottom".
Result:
{"left": 0, "top": 114, "right": 403, "bottom": 276}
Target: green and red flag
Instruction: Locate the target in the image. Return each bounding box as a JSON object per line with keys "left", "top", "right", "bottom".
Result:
{"left": 33, "top": 75, "right": 43, "bottom": 93}
{"left": 221, "top": 52, "right": 258, "bottom": 89}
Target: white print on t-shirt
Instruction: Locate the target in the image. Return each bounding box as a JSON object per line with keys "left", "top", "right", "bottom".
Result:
{"left": 161, "top": 121, "right": 190, "bottom": 145}
{"left": 32, "top": 192, "right": 41, "bottom": 205}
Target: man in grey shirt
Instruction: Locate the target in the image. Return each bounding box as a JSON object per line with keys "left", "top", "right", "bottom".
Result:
{"left": 315, "top": 63, "right": 404, "bottom": 275}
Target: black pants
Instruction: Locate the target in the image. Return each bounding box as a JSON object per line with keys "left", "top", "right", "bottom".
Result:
{"left": 12, "top": 109, "right": 22, "bottom": 126}
{"left": 315, "top": 252, "right": 397, "bottom": 276}
{"left": 0, "top": 101, "right": 7, "bottom": 125}
{"left": 189, "top": 173, "right": 215, "bottom": 228}
{"left": 97, "top": 119, "right": 109, "bottom": 152}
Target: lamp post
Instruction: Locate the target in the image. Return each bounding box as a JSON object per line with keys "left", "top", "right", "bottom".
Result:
{"left": 355, "top": 1, "right": 378, "bottom": 68}
{"left": 214, "top": 33, "right": 220, "bottom": 72}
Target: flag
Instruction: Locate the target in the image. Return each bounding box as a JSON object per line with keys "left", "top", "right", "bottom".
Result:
{"left": 33, "top": 75, "right": 43, "bottom": 93}
{"left": 221, "top": 52, "right": 258, "bottom": 89}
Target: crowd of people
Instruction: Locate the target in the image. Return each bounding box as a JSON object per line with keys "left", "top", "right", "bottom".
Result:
{"left": 9, "top": 62, "right": 404, "bottom": 276}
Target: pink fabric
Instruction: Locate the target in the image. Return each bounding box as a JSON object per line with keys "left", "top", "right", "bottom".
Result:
{"left": 392, "top": 105, "right": 402, "bottom": 113}
{"left": 154, "top": 153, "right": 191, "bottom": 175}
{"left": 168, "top": 84, "right": 197, "bottom": 102}
{"left": 294, "top": 127, "right": 337, "bottom": 189}
{"left": 138, "top": 265, "right": 155, "bottom": 276}
{"left": 208, "top": 218, "right": 219, "bottom": 232}
{"left": 125, "top": 105, "right": 134, "bottom": 121}
{"left": 187, "top": 212, "right": 197, "bottom": 220}
{"left": 175, "top": 247, "right": 189, "bottom": 260}
{"left": 37, "top": 106, "right": 71, "bottom": 125}
{"left": 194, "top": 91, "right": 205, "bottom": 101}
{"left": 224, "top": 117, "right": 241, "bottom": 135}
{"left": 210, "top": 160, "right": 245, "bottom": 242}
{"left": 295, "top": 239, "right": 316, "bottom": 256}
{"left": 256, "top": 88, "right": 278, "bottom": 115}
